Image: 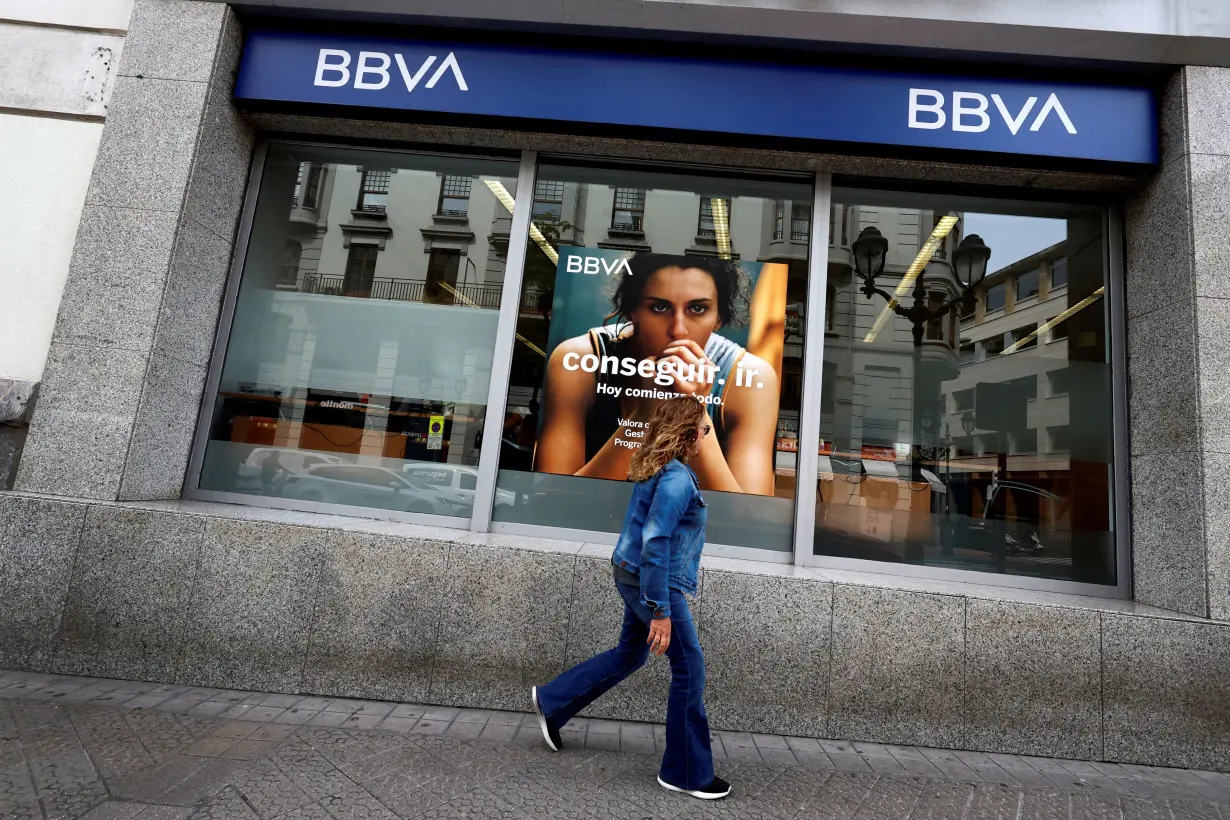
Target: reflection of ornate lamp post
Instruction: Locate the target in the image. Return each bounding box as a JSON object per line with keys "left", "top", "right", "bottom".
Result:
{"left": 852, "top": 227, "right": 993, "bottom": 347}
{"left": 852, "top": 227, "right": 992, "bottom": 562}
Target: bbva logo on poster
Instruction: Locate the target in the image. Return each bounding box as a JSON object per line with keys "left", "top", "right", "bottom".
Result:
{"left": 908, "top": 89, "right": 1078, "bottom": 135}
{"left": 566, "top": 256, "right": 633, "bottom": 276}
{"left": 314, "top": 49, "right": 468, "bottom": 92}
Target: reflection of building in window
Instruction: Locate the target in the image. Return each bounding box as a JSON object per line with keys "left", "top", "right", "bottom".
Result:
{"left": 425, "top": 249, "right": 461, "bottom": 304}
{"left": 983, "top": 334, "right": 1005, "bottom": 358}
{"left": 533, "top": 180, "right": 565, "bottom": 221}
{"left": 790, "top": 203, "right": 811, "bottom": 241}
{"left": 1047, "top": 367, "right": 1070, "bottom": 396}
{"left": 1011, "top": 323, "right": 1038, "bottom": 350}
{"left": 1051, "top": 317, "right": 1069, "bottom": 342}
{"left": 1048, "top": 425, "right": 1070, "bottom": 452}
{"left": 985, "top": 282, "right": 1007, "bottom": 313}
{"left": 697, "top": 197, "right": 731, "bottom": 238}
{"left": 821, "top": 361, "right": 836, "bottom": 413}
{"left": 357, "top": 170, "right": 391, "bottom": 213}
{"left": 1050, "top": 257, "right": 1068, "bottom": 289}
{"left": 960, "top": 292, "right": 976, "bottom": 322}
{"left": 294, "top": 163, "right": 325, "bottom": 208}
{"left": 1009, "top": 428, "right": 1038, "bottom": 454}
{"left": 438, "top": 175, "right": 473, "bottom": 216}
{"left": 954, "top": 388, "right": 974, "bottom": 411}
{"left": 1016, "top": 268, "right": 1040, "bottom": 302}
{"left": 976, "top": 433, "right": 997, "bottom": 456}
{"left": 280, "top": 240, "right": 302, "bottom": 287}
{"left": 611, "top": 188, "right": 645, "bottom": 230}
{"left": 343, "top": 244, "right": 379, "bottom": 296}
{"left": 926, "top": 290, "right": 949, "bottom": 341}
{"left": 959, "top": 340, "right": 976, "bottom": 364}
{"left": 773, "top": 201, "right": 785, "bottom": 240}
{"left": 1007, "top": 374, "right": 1038, "bottom": 401}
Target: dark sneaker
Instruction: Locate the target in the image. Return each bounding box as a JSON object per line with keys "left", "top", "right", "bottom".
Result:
{"left": 657, "top": 775, "right": 731, "bottom": 800}
{"left": 530, "top": 686, "right": 562, "bottom": 752}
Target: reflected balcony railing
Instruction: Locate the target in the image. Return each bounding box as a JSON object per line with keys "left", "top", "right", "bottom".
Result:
{"left": 299, "top": 273, "right": 547, "bottom": 314}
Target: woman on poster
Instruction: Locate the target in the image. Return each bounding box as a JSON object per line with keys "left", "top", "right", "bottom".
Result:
{"left": 534, "top": 254, "right": 780, "bottom": 496}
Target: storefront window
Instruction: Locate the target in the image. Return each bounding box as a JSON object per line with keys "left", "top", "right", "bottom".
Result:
{"left": 196, "top": 144, "right": 519, "bottom": 519}
{"left": 493, "top": 162, "right": 812, "bottom": 552}
{"left": 818, "top": 189, "right": 1115, "bottom": 585}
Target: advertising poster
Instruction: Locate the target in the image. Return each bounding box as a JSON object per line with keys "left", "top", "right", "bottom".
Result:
{"left": 533, "top": 248, "right": 788, "bottom": 496}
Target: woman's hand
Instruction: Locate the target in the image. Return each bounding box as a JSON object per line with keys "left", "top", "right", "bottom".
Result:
{"left": 647, "top": 616, "right": 672, "bottom": 655}
{"left": 659, "top": 339, "right": 710, "bottom": 399}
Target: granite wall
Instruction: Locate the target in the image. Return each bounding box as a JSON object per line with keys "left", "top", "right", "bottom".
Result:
{"left": 1126, "top": 66, "right": 1230, "bottom": 621}
{"left": 1, "top": 492, "right": 1226, "bottom": 772}
{"left": 13, "top": 0, "right": 253, "bottom": 503}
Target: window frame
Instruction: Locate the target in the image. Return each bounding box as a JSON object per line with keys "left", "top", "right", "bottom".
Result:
{"left": 790, "top": 202, "right": 811, "bottom": 241}
{"left": 185, "top": 140, "right": 526, "bottom": 532}
{"left": 357, "top": 168, "right": 391, "bottom": 213}
{"left": 186, "top": 138, "right": 1130, "bottom": 601}
{"left": 532, "top": 178, "right": 565, "bottom": 221}
{"left": 985, "top": 281, "right": 1007, "bottom": 313}
{"left": 697, "top": 196, "right": 732, "bottom": 238}
{"left": 437, "top": 174, "right": 473, "bottom": 216}
{"left": 1016, "top": 268, "right": 1041, "bottom": 302}
{"left": 611, "top": 187, "right": 646, "bottom": 231}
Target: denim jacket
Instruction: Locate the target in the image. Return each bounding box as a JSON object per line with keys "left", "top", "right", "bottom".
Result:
{"left": 610, "top": 459, "right": 707, "bottom": 619}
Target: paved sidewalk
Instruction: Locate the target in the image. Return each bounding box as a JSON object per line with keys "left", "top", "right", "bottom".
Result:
{"left": 1, "top": 670, "right": 1227, "bottom": 820}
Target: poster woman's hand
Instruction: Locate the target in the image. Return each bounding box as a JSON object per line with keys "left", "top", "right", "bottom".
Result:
{"left": 660, "top": 339, "right": 710, "bottom": 398}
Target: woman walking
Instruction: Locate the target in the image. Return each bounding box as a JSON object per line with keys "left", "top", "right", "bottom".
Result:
{"left": 531, "top": 396, "right": 730, "bottom": 800}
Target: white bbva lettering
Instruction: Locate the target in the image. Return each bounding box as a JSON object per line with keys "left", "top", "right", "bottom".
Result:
{"left": 314, "top": 49, "right": 351, "bottom": 87}
{"left": 394, "top": 54, "right": 436, "bottom": 92}
{"left": 355, "top": 51, "right": 391, "bottom": 90}
{"left": 1031, "top": 93, "right": 1078, "bottom": 134}
{"left": 908, "top": 88, "right": 946, "bottom": 130}
{"left": 909, "top": 89, "right": 1078, "bottom": 135}
{"left": 316, "top": 49, "right": 469, "bottom": 93}
{"left": 566, "top": 256, "right": 583, "bottom": 273}
{"left": 603, "top": 258, "right": 632, "bottom": 276}
{"left": 425, "top": 53, "right": 469, "bottom": 91}
{"left": 952, "top": 92, "right": 990, "bottom": 133}
{"left": 991, "top": 94, "right": 1038, "bottom": 135}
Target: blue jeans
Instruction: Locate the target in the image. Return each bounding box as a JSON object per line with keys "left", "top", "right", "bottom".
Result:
{"left": 535, "top": 581, "right": 715, "bottom": 790}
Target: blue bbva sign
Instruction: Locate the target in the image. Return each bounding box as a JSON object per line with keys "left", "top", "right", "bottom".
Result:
{"left": 235, "top": 31, "right": 1158, "bottom": 165}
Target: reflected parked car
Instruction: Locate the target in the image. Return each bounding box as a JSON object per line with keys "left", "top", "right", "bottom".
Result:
{"left": 282, "top": 464, "right": 466, "bottom": 516}
{"left": 401, "top": 463, "right": 515, "bottom": 510}
{"left": 235, "top": 447, "right": 347, "bottom": 491}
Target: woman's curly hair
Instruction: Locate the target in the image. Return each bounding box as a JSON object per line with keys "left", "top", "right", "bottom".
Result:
{"left": 628, "top": 396, "right": 707, "bottom": 482}
{"left": 606, "top": 254, "right": 751, "bottom": 329}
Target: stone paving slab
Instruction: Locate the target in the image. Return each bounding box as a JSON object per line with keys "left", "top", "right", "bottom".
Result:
{"left": 0, "top": 669, "right": 1227, "bottom": 819}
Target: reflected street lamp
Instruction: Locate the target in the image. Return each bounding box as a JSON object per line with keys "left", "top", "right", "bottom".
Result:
{"left": 852, "top": 228, "right": 992, "bottom": 346}
{"left": 852, "top": 225, "right": 994, "bottom": 561}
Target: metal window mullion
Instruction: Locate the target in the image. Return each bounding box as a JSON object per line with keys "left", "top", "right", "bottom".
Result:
{"left": 792, "top": 172, "right": 834, "bottom": 567}
{"left": 470, "top": 149, "right": 539, "bottom": 532}
{"left": 1106, "top": 204, "right": 1132, "bottom": 598}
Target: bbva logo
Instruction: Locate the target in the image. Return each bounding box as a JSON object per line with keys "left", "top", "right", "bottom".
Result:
{"left": 908, "top": 89, "right": 1077, "bottom": 135}
{"left": 314, "top": 49, "right": 468, "bottom": 92}
{"left": 565, "top": 255, "right": 633, "bottom": 276}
